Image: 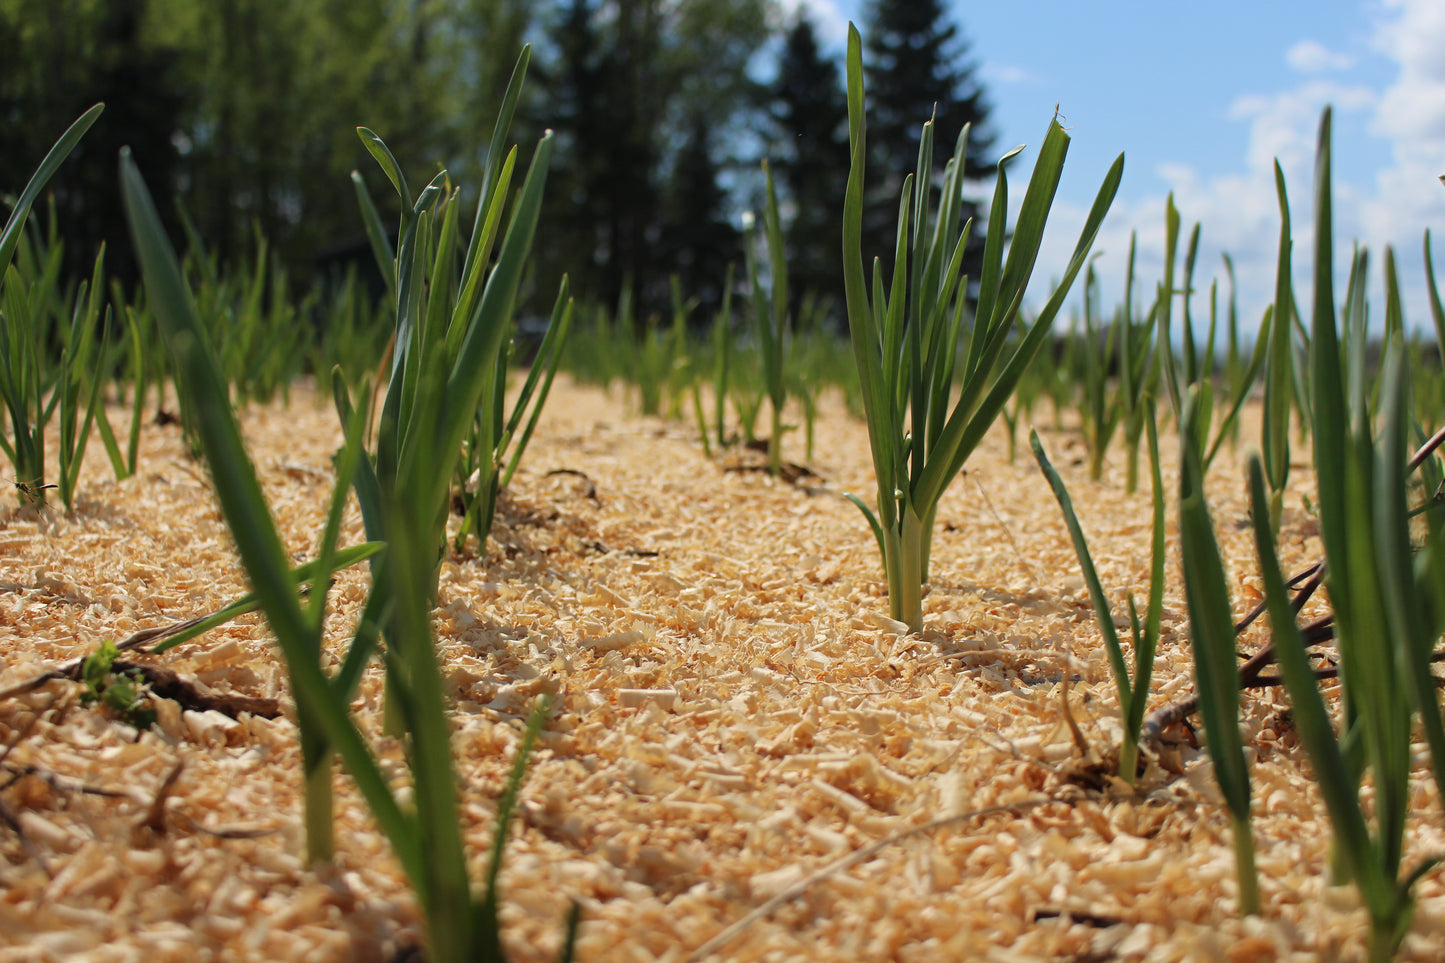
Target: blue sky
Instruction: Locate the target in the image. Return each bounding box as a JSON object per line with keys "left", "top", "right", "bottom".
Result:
{"left": 785, "top": 0, "right": 1445, "bottom": 335}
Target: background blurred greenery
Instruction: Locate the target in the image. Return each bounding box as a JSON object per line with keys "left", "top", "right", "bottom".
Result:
{"left": 0, "top": 0, "right": 994, "bottom": 324}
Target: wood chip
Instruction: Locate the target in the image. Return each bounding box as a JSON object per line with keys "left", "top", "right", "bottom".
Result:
{"left": 0, "top": 380, "right": 1430, "bottom": 961}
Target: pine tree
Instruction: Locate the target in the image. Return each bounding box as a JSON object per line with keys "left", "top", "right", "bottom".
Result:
{"left": 0, "top": 0, "right": 188, "bottom": 285}
{"left": 771, "top": 11, "right": 850, "bottom": 321}
{"left": 860, "top": 0, "right": 995, "bottom": 288}
{"left": 661, "top": 111, "right": 741, "bottom": 316}
{"left": 536, "top": 0, "right": 668, "bottom": 320}
{"left": 536, "top": 0, "right": 771, "bottom": 324}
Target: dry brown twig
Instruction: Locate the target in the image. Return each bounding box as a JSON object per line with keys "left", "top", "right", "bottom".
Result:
{"left": 132, "top": 759, "right": 185, "bottom": 840}
{"left": 106, "top": 661, "right": 281, "bottom": 719}
{"left": 0, "top": 615, "right": 214, "bottom": 703}
{"left": 1139, "top": 561, "right": 1327, "bottom": 751}
{"left": 683, "top": 795, "right": 1056, "bottom": 962}
{"left": 970, "top": 471, "right": 1039, "bottom": 584}
{"left": 1138, "top": 423, "right": 1445, "bottom": 753}
{"left": 0, "top": 704, "right": 55, "bottom": 877}
{"left": 0, "top": 793, "right": 49, "bottom": 878}
{"left": 0, "top": 599, "right": 284, "bottom": 745}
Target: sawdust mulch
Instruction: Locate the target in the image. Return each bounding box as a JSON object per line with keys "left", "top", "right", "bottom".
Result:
{"left": 2, "top": 377, "right": 1444, "bottom": 962}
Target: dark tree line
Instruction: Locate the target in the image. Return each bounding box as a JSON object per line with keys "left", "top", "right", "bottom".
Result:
{"left": 534, "top": 0, "right": 771, "bottom": 318}
{"left": 0, "top": 0, "right": 994, "bottom": 321}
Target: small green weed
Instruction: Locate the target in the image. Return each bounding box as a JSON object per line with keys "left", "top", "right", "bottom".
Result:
{"left": 79, "top": 640, "right": 156, "bottom": 730}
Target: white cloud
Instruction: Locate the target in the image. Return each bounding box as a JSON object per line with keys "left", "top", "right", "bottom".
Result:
{"left": 1229, "top": 81, "right": 1374, "bottom": 179}
{"left": 1048, "top": 88, "right": 1376, "bottom": 336}
{"left": 1361, "top": 0, "right": 1445, "bottom": 323}
{"left": 1287, "top": 39, "right": 1355, "bottom": 73}
{"left": 1369, "top": 0, "right": 1445, "bottom": 152}
{"left": 1025, "top": 0, "right": 1445, "bottom": 339}
{"left": 983, "top": 63, "right": 1039, "bottom": 86}
{"left": 1371, "top": 0, "right": 1445, "bottom": 83}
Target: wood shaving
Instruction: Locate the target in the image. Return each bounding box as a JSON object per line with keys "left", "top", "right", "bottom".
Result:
{"left": 0, "top": 378, "right": 1441, "bottom": 961}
